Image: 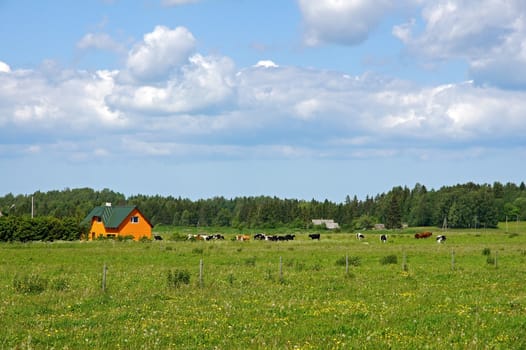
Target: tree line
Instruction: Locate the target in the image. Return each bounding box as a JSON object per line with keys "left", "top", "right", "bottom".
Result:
{"left": 0, "top": 182, "right": 525, "bottom": 238}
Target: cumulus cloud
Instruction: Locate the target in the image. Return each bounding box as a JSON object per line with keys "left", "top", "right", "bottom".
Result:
{"left": 254, "top": 60, "right": 279, "bottom": 68}
{"left": 0, "top": 61, "right": 10, "bottom": 73}
{"left": 236, "top": 65, "right": 526, "bottom": 150}
{"left": 393, "top": 0, "right": 526, "bottom": 88}
{"left": 2, "top": 23, "right": 526, "bottom": 163}
{"left": 125, "top": 25, "right": 196, "bottom": 82}
{"left": 160, "top": 0, "right": 200, "bottom": 6}
{"left": 77, "top": 32, "right": 126, "bottom": 53}
{"left": 0, "top": 68, "right": 125, "bottom": 133}
{"left": 298, "top": 0, "right": 394, "bottom": 46}
{"left": 109, "top": 53, "right": 236, "bottom": 114}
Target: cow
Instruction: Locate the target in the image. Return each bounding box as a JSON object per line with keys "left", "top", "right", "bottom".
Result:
{"left": 154, "top": 235, "right": 163, "bottom": 241}
{"left": 380, "top": 234, "right": 387, "bottom": 243}
{"left": 308, "top": 233, "right": 320, "bottom": 240}
{"left": 283, "top": 234, "right": 295, "bottom": 241}
{"left": 254, "top": 233, "right": 266, "bottom": 240}
{"left": 415, "top": 231, "right": 432, "bottom": 239}
{"left": 205, "top": 234, "right": 224, "bottom": 240}
{"left": 236, "top": 234, "right": 250, "bottom": 241}
{"left": 356, "top": 233, "right": 365, "bottom": 240}
{"left": 436, "top": 235, "right": 446, "bottom": 243}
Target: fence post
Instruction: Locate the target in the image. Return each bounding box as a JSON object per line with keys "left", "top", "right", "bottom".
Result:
{"left": 345, "top": 254, "right": 349, "bottom": 275}
{"left": 451, "top": 250, "right": 455, "bottom": 271}
{"left": 279, "top": 256, "right": 283, "bottom": 282}
{"left": 402, "top": 251, "right": 407, "bottom": 271}
{"left": 102, "top": 263, "right": 107, "bottom": 292}
{"left": 495, "top": 251, "right": 498, "bottom": 269}
{"left": 199, "top": 259, "right": 204, "bottom": 288}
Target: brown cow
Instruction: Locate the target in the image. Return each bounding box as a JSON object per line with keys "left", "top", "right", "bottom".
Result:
{"left": 415, "top": 231, "right": 432, "bottom": 239}
{"left": 236, "top": 234, "right": 250, "bottom": 241}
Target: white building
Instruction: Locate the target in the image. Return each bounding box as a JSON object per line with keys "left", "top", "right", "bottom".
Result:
{"left": 312, "top": 219, "right": 340, "bottom": 230}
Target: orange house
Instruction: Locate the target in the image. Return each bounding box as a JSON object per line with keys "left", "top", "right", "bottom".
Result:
{"left": 82, "top": 204, "right": 153, "bottom": 241}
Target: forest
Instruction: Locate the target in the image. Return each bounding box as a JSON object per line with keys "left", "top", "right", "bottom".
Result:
{"left": 0, "top": 182, "right": 525, "bottom": 238}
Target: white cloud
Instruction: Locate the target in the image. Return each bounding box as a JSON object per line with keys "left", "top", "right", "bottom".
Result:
{"left": 254, "top": 60, "right": 279, "bottom": 68}
{"left": 2, "top": 59, "right": 526, "bottom": 162}
{"left": 77, "top": 32, "right": 125, "bottom": 53}
{"left": 160, "top": 0, "right": 200, "bottom": 6}
{"left": 109, "top": 53, "right": 236, "bottom": 114}
{"left": 125, "top": 25, "right": 196, "bottom": 82}
{"left": 298, "top": 0, "right": 394, "bottom": 46}
{"left": 0, "top": 67, "right": 125, "bottom": 133}
{"left": 0, "top": 61, "right": 10, "bottom": 73}
{"left": 2, "top": 23, "right": 526, "bottom": 165}
{"left": 294, "top": 98, "right": 321, "bottom": 120}
{"left": 394, "top": 0, "right": 526, "bottom": 87}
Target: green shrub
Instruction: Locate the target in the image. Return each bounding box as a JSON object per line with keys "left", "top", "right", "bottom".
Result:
{"left": 51, "top": 277, "right": 70, "bottom": 291}
{"left": 335, "top": 256, "right": 361, "bottom": 267}
{"left": 167, "top": 269, "right": 190, "bottom": 289}
{"left": 13, "top": 274, "right": 48, "bottom": 294}
{"left": 482, "top": 248, "right": 491, "bottom": 256}
{"left": 244, "top": 256, "right": 256, "bottom": 266}
{"left": 294, "top": 261, "right": 306, "bottom": 271}
{"left": 170, "top": 233, "right": 188, "bottom": 241}
{"left": 227, "top": 273, "right": 235, "bottom": 285}
{"left": 192, "top": 247, "right": 204, "bottom": 255}
{"left": 380, "top": 255, "right": 398, "bottom": 265}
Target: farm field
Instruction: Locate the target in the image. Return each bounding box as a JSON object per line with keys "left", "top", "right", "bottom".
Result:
{"left": 1, "top": 225, "right": 526, "bottom": 349}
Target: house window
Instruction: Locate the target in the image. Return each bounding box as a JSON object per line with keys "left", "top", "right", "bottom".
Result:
{"left": 96, "top": 216, "right": 102, "bottom": 222}
{"left": 131, "top": 216, "right": 139, "bottom": 223}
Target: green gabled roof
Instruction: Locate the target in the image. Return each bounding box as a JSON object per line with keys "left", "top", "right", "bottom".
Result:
{"left": 82, "top": 205, "right": 142, "bottom": 228}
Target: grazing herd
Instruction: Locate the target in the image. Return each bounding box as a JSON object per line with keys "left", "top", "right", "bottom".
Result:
{"left": 253, "top": 233, "right": 296, "bottom": 241}
{"left": 187, "top": 234, "right": 225, "bottom": 241}
{"left": 184, "top": 231, "right": 447, "bottom": 243}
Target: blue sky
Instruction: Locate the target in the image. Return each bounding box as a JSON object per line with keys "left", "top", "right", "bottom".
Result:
{"left": 1, "top": 0, "right": 525, "bottom": 202}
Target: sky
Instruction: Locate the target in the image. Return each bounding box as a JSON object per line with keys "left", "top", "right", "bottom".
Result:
{"left": 1, "top": 0, "right": 525, "bottom": 203}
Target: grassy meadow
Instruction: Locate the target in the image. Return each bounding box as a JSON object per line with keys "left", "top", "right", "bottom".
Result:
{"left": 1, "top": 224, "right": 526, "bottom": 349}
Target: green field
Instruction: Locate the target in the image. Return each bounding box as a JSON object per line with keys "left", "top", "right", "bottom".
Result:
{"left": 1, "top": 224, "right": 526, "bottom": 349}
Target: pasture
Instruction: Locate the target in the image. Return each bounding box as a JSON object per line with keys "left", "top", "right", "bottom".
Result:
{"left": 1, "top": 226, "right": 526, "bottom": 349}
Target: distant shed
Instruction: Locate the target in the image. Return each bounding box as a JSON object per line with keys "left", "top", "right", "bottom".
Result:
{"left": 312, "top": 219, "right": 340, "bottom": 230}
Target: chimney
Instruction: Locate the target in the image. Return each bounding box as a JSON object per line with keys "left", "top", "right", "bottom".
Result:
{"left": 105, "top": 202, "right": 112, "bottom": 207}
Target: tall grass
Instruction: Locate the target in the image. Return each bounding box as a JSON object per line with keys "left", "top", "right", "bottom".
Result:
{"left": 1, "top": 227, "right": 525, "bottom": 349}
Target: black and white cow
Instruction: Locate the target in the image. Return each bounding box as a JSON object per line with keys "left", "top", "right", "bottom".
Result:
{"left": 356, "top": 232, "right": 365, "bottom": 240}
{"left": 207, "top": 234, "right": 224, "bottom": 240}
{"left": 436, "top": 235, "right": 446, "bottom": 243}
{"left": 308, "top": 233, "right": 320, "bottom": 240}
{"left": 380, "top": 234, "right": 387, "bottom": 243}
{"left": 254, "top": 233, "right": 266, "bottom": 240}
